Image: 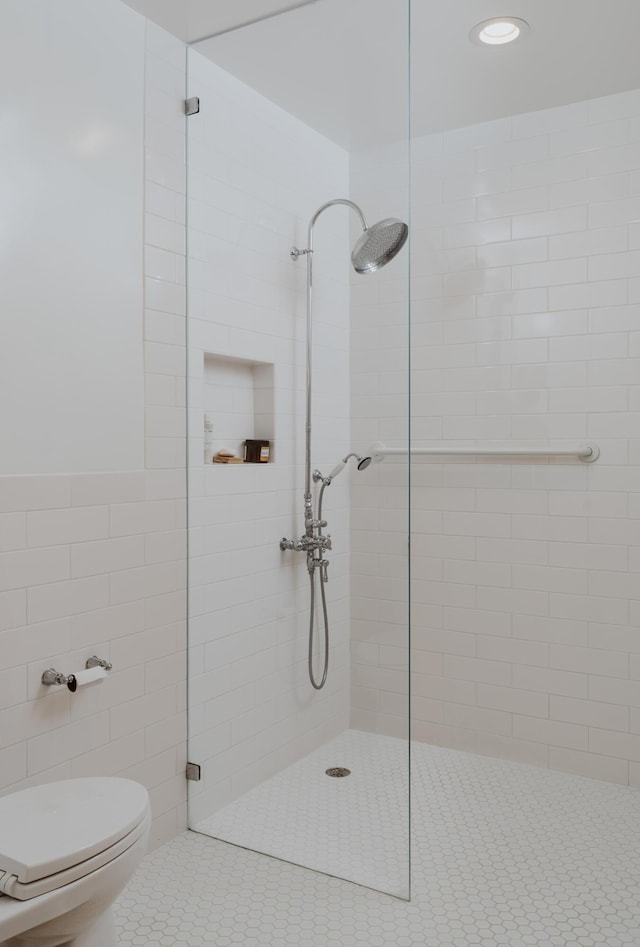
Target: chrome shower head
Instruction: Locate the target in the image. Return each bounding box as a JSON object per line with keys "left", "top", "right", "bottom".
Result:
{"left": 351, "top": 218, "right": 408, "bottom": 274}
{"left": 357, "top": 456, "right": 372, "bottom": 471}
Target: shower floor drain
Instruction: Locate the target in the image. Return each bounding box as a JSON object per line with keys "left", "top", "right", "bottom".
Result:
{"left": 325, "top": 767, "right": 351, "bottom": 778}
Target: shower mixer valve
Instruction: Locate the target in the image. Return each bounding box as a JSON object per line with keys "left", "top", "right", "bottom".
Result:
{"left": 280, "top": 479, "right": 333, "bottom": 583}
{"left": 279, "top": 533, "right": 332, "bottom": 554}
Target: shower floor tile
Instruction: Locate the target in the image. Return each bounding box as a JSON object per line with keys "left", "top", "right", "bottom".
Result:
{"left": 194, "top": 729, "right": 410, "bottom": 897}
{"left": 115, "top": 733, "right": 640, "bottom": 946}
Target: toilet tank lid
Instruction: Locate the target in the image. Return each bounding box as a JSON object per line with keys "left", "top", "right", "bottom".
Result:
{"left": 0, "top": 778, "right": 149, "bottom": 884}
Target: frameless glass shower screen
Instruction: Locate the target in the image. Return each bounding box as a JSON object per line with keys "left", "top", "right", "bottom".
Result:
{"left": 186, "top": 0, "right": 411, "bottom": 899}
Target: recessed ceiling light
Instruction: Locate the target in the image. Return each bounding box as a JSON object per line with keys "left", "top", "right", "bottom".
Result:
{"left": 470, "top": 17, "right": 530, "bottom": 47}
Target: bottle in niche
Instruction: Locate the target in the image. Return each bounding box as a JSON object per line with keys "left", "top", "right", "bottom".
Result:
{"left": 204, "top": 414, "right": 214, "bottom": 464}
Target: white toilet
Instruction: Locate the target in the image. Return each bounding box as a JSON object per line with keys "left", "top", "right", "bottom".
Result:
{"left": 0, "top": 777, "right": 151, "bottom": 947}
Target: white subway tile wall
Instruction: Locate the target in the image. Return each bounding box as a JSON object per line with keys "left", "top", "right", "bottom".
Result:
{"left": 348, "top": 142, "right": 411, "bottom": 742}
{"left": 185, "top": 51, "right": 352, "bottom": 825}
{"left": 350, "top": 90, "right": 640, "bottom": 785}
{"left": 0, "top": 19, "right": 187, "bottom": 850}
{"left": 8, "top": 8, "right": 640, "bottom": 868}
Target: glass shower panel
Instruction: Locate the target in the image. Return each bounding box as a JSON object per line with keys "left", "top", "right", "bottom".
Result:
{"left": 186, "top": 0, "right": 410, "bottom": 899}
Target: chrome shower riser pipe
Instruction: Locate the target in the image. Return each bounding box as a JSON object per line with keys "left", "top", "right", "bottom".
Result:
{"left": 294, "top": 202, "right": 369, "bottom": 688}
{"left": 298, "top": 199, "right": 368, "bottom": 508}
{"left": 304, "top": 241, "right": 312, "bottom": 515}
{"left": 284, "top": 198, "right": 408, "bottom": 690}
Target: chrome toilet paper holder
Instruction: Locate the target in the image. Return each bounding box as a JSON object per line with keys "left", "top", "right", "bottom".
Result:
{"left": 85, "top": 656, "right": 113, "bottom": 671}
{"left": 42, "top": 656, "right": 113, "bottom": 692}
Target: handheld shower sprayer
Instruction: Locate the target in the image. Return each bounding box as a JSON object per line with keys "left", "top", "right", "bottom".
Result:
{"left": 319, "top": 453, "right": 373, "bottom": 485}
{"left": 332, "top": 452, "right": 373, "bottom": 478}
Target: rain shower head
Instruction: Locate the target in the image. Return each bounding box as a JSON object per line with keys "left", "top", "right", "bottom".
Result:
{"left": 351, "top": 218, "right": 408, "bottom": 274}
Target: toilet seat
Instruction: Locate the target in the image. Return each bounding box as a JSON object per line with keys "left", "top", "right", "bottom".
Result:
{"left": 0, "top": 778, "right": 149, "bottom": 901}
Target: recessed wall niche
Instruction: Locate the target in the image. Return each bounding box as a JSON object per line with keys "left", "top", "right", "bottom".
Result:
{"left": 203, "top": 353, "right": 274, "bottom": 463}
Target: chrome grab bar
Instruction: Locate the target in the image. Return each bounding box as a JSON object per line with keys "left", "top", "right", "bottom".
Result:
{"left": 369, "top": 442, "right": 600, "bottom": 463}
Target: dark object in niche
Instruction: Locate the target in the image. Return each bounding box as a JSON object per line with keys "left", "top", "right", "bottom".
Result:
{"left": 244, "top": 439, "right": 270, "bottom": 463}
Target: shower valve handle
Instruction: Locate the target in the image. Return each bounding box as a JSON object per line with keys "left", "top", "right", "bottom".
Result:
{"left": 280, "top": 537, "right": 305, "bottom": 552}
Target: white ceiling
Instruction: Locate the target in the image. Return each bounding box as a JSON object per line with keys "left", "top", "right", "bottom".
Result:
{"left": 121, "top": 0, "right": 319, "bottom": 43}
{"left": 122, "top": 0, "right": 640, "bottom": 150}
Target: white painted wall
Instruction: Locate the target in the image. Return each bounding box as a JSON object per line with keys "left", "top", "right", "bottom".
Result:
{"left": 185, "top": 51, "right": 352, "bottom": 824}
{"left": 0, "top": 6, "right": 188, "bottom": 850}
{"left": 351, "top": 90, "right": 640, "bottom": 787}
{"left": 0, "top": 0, "right": 145, "bottom": 475}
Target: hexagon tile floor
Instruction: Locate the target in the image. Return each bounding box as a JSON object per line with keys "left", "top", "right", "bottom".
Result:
{"left": 195, "top": 730, "right": 410, "bottom": 897}
{"left": 114, "top": 732, "right": 640, "bottom": 946}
